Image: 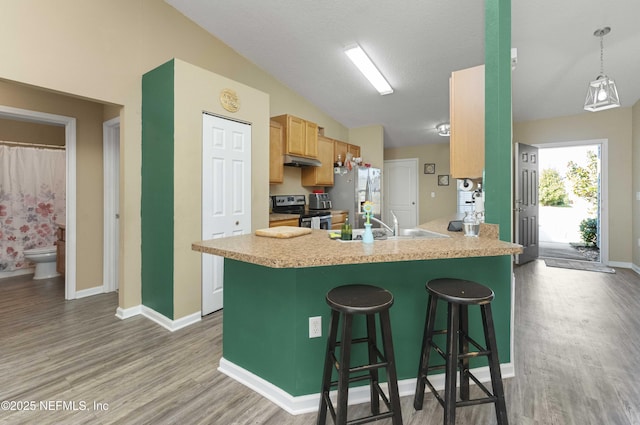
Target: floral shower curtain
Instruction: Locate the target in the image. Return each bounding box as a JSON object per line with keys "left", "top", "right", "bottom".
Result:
{"left": 0, "top": 145, "right": 66, "bottom": 272}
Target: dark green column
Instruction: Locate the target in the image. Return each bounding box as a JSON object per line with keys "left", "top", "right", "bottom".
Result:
{"left": 485, "top": 0, "right": 512, "bottom": 241}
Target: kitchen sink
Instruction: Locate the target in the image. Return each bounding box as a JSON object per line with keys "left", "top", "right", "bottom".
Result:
{"left": 331, "top": 228, "right": 449, "bottom": 242}
{"left": 393, "top": 228, "right": 450, "bottom": 239}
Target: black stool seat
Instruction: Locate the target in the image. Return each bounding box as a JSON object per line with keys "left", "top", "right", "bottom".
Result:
{"left": 414, "top": 278, "right": 508, "bottom": 425}
{"left": 317, "top": 284, "right": 403, "bottom": 425}
{"left": 427, "top": 278, "right": 494, "bottom": 305}
{"left": 326, "top": 284, "right": 394, "bottom": 314}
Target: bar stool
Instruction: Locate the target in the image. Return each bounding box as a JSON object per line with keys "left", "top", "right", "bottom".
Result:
{"left": 413, "top": 278, "right": 508, "bottom": 425}
{"left": 317, "top": 284, "right": 403, "bottom": 425}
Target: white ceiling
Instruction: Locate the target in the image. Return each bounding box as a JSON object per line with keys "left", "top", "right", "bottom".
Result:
{"left": 165, "top": 0, "right": 640, "bottom": 149}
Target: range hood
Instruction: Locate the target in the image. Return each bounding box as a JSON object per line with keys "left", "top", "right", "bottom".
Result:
{"left": 283, "top": 154, "right": 321, "bottom": 167}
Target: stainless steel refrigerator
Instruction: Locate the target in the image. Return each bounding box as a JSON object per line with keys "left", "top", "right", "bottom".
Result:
{"left": 328, "top": 166, "right": 381, "bottom": 229}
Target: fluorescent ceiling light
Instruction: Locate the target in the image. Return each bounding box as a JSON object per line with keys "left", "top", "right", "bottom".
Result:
{"left": 344, "top": 44, "right": 393, "bottom": 95}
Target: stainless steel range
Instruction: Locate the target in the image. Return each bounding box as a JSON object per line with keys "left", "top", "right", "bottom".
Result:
{"left": 271, "top": 194, "right": 332, "bottom": 229}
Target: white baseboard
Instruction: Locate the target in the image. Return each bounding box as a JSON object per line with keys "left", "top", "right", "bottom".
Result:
{"left": 0, "top": 268, "right": 35, "bottom": 279}
{"left": 115, "top": 305, "right": 142, "bottom": 320}
{"left": 218, "top": 357, "right": 515, "bottom": 416}
{"left": 115, "top": 304, "right": 201, "bottom": 332}
{"left": 75, "top": 285, "right": 104, "bottom": 299}
{"left": 608, "top": 260, "right": 632, "bottom": 269}
{"left": 632, "top": 263, "right": 640, "bottom": 276}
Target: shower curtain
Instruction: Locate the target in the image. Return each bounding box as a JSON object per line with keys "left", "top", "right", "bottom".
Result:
{"left": 0, "top": 145, "right": 66, "bottom": 272}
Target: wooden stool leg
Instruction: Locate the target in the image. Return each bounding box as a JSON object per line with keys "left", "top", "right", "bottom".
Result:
{"left": 458, "top": 304, "right": 470, "bottom": 401}
{"left": 413, "top": 294, "right": 438, "bottom": 410}
{"left": 317, "top": 309, "right": 340, "bottom": 425}
{"left": 481, "top": 303, "right": 509, "bottom": 425}
{"left": 444, "top": 302, "right": 459, "bottom": 425}
{"left": 366, "top": 313, "right": 380, "bottom": 415}
{"left": 379, "top": 309, "right": 403, "bottom": 425}
{"left": 335, "top": 313, "right": 353, "bottom": 425}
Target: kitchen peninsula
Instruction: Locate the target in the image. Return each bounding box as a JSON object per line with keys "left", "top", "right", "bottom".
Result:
{"left": 192, "top": 219, "right": 521, "bottom": 414}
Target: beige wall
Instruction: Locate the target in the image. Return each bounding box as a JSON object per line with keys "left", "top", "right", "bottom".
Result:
{"left": 513, "top": 108, "right": 633, "bottom": 263}
{"left": 0, "top": 81, "right": 106, "bottom": 289}
{"left": 0, "top": 0, "right": 350, "bottom": 309}
{"left": 349, "top": 125, "right": 384, "bottom": 169}
{"left": 173, "top": 59, "right": 269, "bottom": 318}
{"left": 384, "top": 143, "right": 458, "bottom": 223}
{"left": 632, "top": 100, "right": 640, "bottom": 266}
{"left": 0, "top": 117, "right": 65, "bottom": 145}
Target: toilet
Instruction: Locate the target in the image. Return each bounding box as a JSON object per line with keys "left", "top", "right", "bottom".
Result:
{"left": 23, "top": 247, "right": 60, "bottom": 280}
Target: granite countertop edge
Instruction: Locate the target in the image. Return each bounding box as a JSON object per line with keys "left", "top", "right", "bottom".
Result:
{"left": 192, "top": 218, "right": 523, "bottom": 268}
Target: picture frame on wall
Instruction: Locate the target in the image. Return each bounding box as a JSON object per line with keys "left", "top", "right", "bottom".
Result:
{"left": 437, "top": 175, "right": 450, "bottom": 186}
{"left": 424, "top": 163, "right": 435, "bottom": 174}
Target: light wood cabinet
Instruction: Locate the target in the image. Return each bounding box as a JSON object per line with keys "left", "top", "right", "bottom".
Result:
{"left": 334, "top": 140, "right": 347, "bottom": 163}
{"left": 347, "top": 144, "right": 361, "bottom": 159}
{"left": 269, "top": 217, "right": 300, "bottom": 227}
{"left": 333, "top": 140, "right": 361, "bottom": 163}
{"left": 330, "top": 211, "right": 347, "bottom": 230}
{"left": 269, "top": 120, "right": 284, "bottom": 184}
{"left": 450, "top": 64, "right": 485, "bottom": 179}
{"left": 301, "top": 136, "right": 334, "bottom": 186}
{"left": 56, "top": 226, "right": 65, "bottom": 274}
{"left": 271, "top": 114, "right": 318, "bottom": 158}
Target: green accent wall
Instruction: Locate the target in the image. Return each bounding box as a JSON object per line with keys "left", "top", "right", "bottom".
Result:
{"left": 485, "top": 0, "right": 512, "bottom": 241}
{"left": 141, "top": 59, "right": 175, "bottom": 319}
{"left": 224, "top": 257, "right": 512, "bottom": 397}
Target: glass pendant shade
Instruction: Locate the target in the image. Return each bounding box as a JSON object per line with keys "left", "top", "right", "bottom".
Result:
{"left": 584, "top": 27, "right": 620, "bottom": 112}
{"left": 584, "top": 75, "right": 620, "bottom": 112}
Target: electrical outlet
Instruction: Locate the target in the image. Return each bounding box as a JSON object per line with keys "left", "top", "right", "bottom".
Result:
{"left": 309, "top": 316, "right": 322, "bottom": 338}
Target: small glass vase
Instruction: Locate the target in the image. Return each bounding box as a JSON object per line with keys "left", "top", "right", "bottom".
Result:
{"left": 362, "top": 223, "right": 374, "bottom": 244}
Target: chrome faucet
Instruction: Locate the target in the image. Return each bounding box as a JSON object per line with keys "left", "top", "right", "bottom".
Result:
{"left": 369, "top": 211, "right": 399, "bottom": 236}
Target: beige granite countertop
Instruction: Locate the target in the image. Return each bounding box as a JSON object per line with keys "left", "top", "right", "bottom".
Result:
{"left": 193, "top": 218, "right": 522, "bottom": 268}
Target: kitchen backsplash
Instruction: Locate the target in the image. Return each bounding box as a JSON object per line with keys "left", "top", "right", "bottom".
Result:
{"left": 269, "top": 166, "right": 323, "bottom": 199}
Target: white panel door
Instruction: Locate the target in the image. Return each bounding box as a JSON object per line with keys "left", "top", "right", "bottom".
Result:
{"left": 383, "top": 158, "right": 418, "bottom": 228}
{"left": 202, "top": 114, "right": 251, "bottom": 315}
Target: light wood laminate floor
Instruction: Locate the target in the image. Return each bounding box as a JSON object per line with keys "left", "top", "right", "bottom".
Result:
{"left": 1, "top": 261, "right": 639, "bottom": 424}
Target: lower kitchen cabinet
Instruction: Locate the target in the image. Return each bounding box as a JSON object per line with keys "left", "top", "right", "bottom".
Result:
{"left": 269, "top": 217, "right": 300, "bottom": 228}
{"left": 330, "top": 211, "right": 347, "bottom": 230}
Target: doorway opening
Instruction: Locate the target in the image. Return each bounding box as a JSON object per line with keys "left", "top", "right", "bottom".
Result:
{"left": 537, "top": 140, "right": 608, "bottom": 264}
{"left": 0, "top": 105, "right": 77, "bottom": 298}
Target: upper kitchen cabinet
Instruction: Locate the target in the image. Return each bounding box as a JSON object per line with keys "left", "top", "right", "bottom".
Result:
{"left": 348, "top": 144, "right": 361, "bottom": 159}
{"left": 301, "top": 135, "right": 334, "bottom": 186}
{"left": 450, "top": 64, "right": 485, "bottom": 179}
{"left": 271, "top": 114, "right": 318, "bottom": 158}
{"left": 333, "top": 139, "right": 361, "bottom": 163}
{"left": 269, "top": 120, "right": 284, "bottom": 184}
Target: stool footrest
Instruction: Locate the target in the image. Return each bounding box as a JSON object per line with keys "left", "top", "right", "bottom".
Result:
{"left": 323, "top": 381, "right": 397, "bottom": 425}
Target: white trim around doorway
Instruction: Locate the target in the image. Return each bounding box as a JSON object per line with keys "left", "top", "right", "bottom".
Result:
{"left": 103, "top": 117, "right": 120, "bottom": 293}
{"left": 0, "top": 104, "right": 77, "bottom": 299}
{"left": 534, "top": 139, "right": 609, "bottom": 265}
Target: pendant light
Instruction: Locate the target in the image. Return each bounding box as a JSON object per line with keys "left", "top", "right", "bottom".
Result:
{"left": 584, "top": 27, "right": 620, "bottom": 112}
